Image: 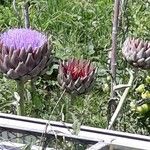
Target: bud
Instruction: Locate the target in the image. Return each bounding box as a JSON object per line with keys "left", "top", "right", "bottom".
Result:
{"left": 57, "top": 58, "right": 96, "bottom": 95}
{"left": 145, "top": 76, "right": 150, "bottom": 84}
{"left": 136, "top": 103, "right": 150, "bottom": 114}
{"left": 141, "top": 91, "right": 150, "bottom": 99}
{"left": 122, "top": 37, "right": 150, "bottom": 69}
{"left": 135, "top": 84, "right": 145, "bottom": 93}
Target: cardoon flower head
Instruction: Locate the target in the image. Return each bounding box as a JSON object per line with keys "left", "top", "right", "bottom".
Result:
{"left": 0, "top": 28, "right": 52, "bottom": 81}
{"left": 0, "top": 28, "right": 47, "bottom": 50}
{"left": 57, "top": 58, "right": 96, "bottom": 95}
{"left": 122, "top": 37, "right": 150, "bottom": 69}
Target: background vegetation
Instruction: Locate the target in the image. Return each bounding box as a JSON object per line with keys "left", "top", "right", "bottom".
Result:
{"left": 0, "top": 0, "right": 150, "bottom": 136}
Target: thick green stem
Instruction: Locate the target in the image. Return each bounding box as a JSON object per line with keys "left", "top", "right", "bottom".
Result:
{"left": 30, "top": 79, "right": 36, "bottom": 106}
{"left": 16, "top": 80, "right": 25, "bottom": 116}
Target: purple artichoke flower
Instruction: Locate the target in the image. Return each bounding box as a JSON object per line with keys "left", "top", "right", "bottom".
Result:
{"left": 57, "top": 58, "right": 96, "bottom": 95}
{"left": 0, "top": 28, "right": 52, "bottom": 81}
{"left": 122, "top": 37, "right": 150, "bottom": 69}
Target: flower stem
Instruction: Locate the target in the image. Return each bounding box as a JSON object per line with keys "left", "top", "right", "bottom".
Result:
{"left": 23, "top": 1, "right": 30, "bottom": 28}
{"left": 108, "top": 0, "right": 121, "bottom": 125}
{"left": 40, "top": 90, "right": 66, "bottom": 149}
{"left": 16, "top": 80, "right": 25, "bottom": 116}
{"left": 30, "top": 79, "right": 36, "bottom": 107}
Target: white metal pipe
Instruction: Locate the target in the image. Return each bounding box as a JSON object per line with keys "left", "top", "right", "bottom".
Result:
{"left": 0, "top": 113, "right": 150, "bottom": 150}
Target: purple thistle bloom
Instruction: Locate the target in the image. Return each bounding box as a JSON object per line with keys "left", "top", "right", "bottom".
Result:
{"left": 0, "top": 28, "right": 52, "bottom": 81}
{"left": 0, "top": 28, "right": 47, "bottom": 51}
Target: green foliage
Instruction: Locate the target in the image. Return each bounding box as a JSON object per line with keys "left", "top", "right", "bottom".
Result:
{"left": 0, "top": 76, "right": 16, "bottom": 113}
{"left": 125, "top": 0, "right": 150, "bottom": 39}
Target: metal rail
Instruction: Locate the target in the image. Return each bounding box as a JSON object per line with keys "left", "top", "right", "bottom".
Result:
{"left": 0, "top": 113, "right": 150, "bottom": 150}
